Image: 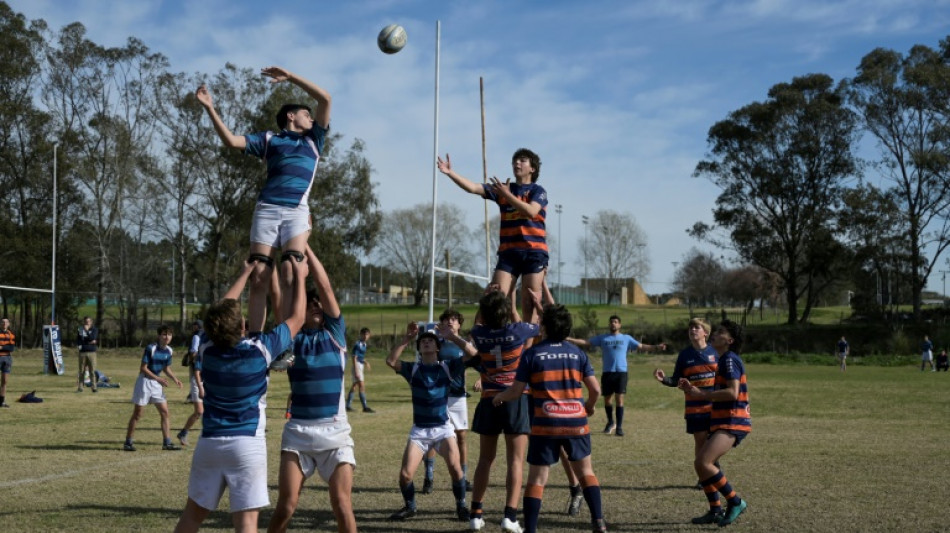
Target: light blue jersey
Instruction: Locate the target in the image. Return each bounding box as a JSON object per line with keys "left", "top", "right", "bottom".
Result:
{"left": 352, "top": 339, "right": 368, "bottom": 364}
{"left": 200, "top": 323, "right": 292, "bottom": 438}
{"left": 244, "top": 125, "right": 328, "bottom": 208}
{"left": 589, "top": 333, "right": 641, "bottom": 372}
{"left": 438, "top": 342, "right": 467, "bottom": 398}
{"left": 287, "top": 313, "right": 348, "bottom": 421}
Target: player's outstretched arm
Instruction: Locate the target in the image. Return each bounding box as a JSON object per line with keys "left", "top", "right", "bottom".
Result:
{"left": 436, "top": 322, "right": 478, "bottom": 360}
{"left": 195, "top": 85, "right": 246, "bottom": 150}
{"left": 261, "top": 66, "right": 332, "bottom": 129}
{"left": 283, "top": 258, "right": 308, "bottom": 338}
{"left": 437, "top": 154, "right": 485, "bottom": 195}
{"left": 566, "top": 336, "right": 591, "bottom": 349}
{"left": 386, "top": 322, "right": 417, "bottom": 372}
{"left": 222, "top": 261, "right": 256, "bottom": 301}
{"left": 305, "top": 245, "right": 340, "bottom": 319}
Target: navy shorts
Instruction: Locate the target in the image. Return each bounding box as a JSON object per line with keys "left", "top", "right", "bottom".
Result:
{"left": 0, "top": 355, "right": 11, "bottom": 374}
{"left": 495, "top": 250, "right": 549, "bottom": 278}
{"left": 472, "top": 396, "right": 530, "bottom": 436}
{"left": 527, "top": 434, "right": 592, "bottom": 466}
{"left": 711, "top": 429, "right": 748, "bottom": 447}
{"left": 601, "top": 372, "right": 628, "bottom": 396}
{"left": 685, "top": 415, "right": 712, "bottom": 434}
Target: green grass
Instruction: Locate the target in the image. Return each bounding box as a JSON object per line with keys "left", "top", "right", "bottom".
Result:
{"left": 1, "top": 349, "right": 948, "bottom": 532}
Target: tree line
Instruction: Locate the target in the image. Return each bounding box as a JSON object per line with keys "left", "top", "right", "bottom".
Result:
{"left": 689, "top": 37, "right": 950, "bottom": 324}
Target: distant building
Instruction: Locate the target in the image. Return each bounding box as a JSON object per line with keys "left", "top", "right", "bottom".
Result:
{"left": 579, "top": 277, "right": 650, "bottom": 305}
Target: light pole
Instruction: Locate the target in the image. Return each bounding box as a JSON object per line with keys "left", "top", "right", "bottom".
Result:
{"left": 555, "top": 204, "right": 563, "bottom": 302}
{"left": 942, "top": 270, "right": 949, "bottom": 305}
{"left": 582, "top": 215, "right": 589, "bottom": 302}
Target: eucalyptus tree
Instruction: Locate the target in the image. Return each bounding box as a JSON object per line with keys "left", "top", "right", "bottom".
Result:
{"left": 692, "top": 74, "right": 860, "bottom": 324}
{"left": 845, "top": 40, "right": 950, "bottom": 318}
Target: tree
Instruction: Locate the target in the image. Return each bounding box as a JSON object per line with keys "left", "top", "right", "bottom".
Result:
{"left": 672, "top": 249, "right": 724, "bottom": 310}
{"left": 577, "top": 210, "right": 649, "bottom": 304}
{"left": 691, "top": 73, "right": 860, "bottom": 324}
{"left": 376, "top": 203, "right": 472, "bottom": 306}
{"left": 845, "top": 41, "right": 950, "bottom": 319}
{"left": 44, "top": 23, "right": 169, "bottom": 326}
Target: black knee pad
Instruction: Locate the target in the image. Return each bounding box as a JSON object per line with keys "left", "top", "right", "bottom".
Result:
{"left": 280, "top": 250, "right": 305, "bottom": 263}
{"left": 248, "top": 253, "right": 274, "bottom": 267}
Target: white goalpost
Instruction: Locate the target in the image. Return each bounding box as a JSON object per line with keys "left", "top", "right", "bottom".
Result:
{"left": 426, "top": 21, "right": 492, "bottom": 323}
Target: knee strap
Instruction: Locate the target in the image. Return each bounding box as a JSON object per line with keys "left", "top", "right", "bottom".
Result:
{"left": 248, "top": 253, "right": 274, "bottom": 267}
{"left": 280, "top": 250, "right": 305, "bottom": 263}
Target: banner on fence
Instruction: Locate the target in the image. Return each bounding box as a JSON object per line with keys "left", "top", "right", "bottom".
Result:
{"left": 42, "top": 325, "right": 64, "bottom": 375}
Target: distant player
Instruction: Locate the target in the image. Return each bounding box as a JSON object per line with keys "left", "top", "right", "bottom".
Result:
{"left": 569, "top": 315, "right": 666, "bottom": 437}
{"left": 836, "top": 336, "right": 849, "bottom": 372}
{"left": 76, "top": 316, "right": 99, "bottom": 393}
{"left": 196, "top": 65, "right": 331, "bottom": 334}
{"left": 124, "top": 325, "right": 183, "bottom": 451}
{"left": 678, "top": 320, "right": 750, "bottom": 527}
{"left": 492, "top": 304, "right": 607, "bottom": 533}
{"left": 385, "top": 322, "right": 470, "bottom": 523}
{"left": 437, "top": 149, "right": 549, "bottom": 326}
{"left": 0, "top": 318, "right": 15, "bottom": 408}
{"left": 345, "top": 327, "right": 375, "bottom": 413}
{"left": 922, "top": 335, "right": 935, "bottom": 372}
{"left": 177, "top": 320, "right": 206, "bottom": 446}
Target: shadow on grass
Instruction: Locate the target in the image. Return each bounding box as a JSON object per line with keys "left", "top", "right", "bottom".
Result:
{"left": 61, "top": 503, "right": 238, "bottom": 528}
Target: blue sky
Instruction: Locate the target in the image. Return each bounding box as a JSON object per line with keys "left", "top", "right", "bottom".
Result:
{"left": 10, "top": 0, "right": 950, "bottom": 295}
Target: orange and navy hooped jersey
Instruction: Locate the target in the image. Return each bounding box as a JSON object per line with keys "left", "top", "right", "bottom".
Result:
{"left": 0, "top": 329, "right": 14, "bottom": 353}
{"left": 673, "top": 345, "right": 718, "bottom": 419}
{"left": 470, "top": 322, "right": 540, "bottom": 399}
{"left": 515, "top": 340, "right": 594, "bottom": 437}
{"left": 482, "top": 182, "right": 548, "bottom": 253}
{"left": 710, "top": 351, "right": 750, "bottom": 434}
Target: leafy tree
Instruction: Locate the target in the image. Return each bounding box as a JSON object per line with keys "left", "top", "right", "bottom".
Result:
{"left": 845, "top": 41, "right": 950, "bottom": 319}
{"left": 692, "top": 73, "right": 860, "bottom": 324}
{"left": 578, "top": 210, "right": 649, "bottom": 304}
{"left": 43, "top": 23, "right": 169, "bottom": 326}
{"left": 376, "top": 203, "right": 472, "bottom": 306}
{"left": 673, "top": 248, "right": 724, "bottom": 310}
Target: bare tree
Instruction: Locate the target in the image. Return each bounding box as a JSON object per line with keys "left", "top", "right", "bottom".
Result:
{"left": 376, "top": 203, "right": 472, "bottom": 306}
{"left": 578, "top": 210, "right": 649, "bottom": 304}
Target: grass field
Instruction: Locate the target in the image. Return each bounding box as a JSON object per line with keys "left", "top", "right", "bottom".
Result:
{"left": 1, "top": 348, "right": 947, "bottom": 532}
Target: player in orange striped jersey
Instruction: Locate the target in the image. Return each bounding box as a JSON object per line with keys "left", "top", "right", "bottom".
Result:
{"left": 437, "top": 149, "right": 548, "bottom": 327}
{"left": 439, "top": 288, "right": 541, "bottom": 533}
{"left": 654, "top": 318, "right": 719, "bottom": 490}
{"left": 678, "top": 320, "right": 749, "bottom": 527}
{"left": 492, "top": 304, "right": 606, "bottom": 533}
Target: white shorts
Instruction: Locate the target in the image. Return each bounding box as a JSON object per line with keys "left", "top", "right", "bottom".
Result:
{"left": 447, "top": 395, "right": 469, "bottom": 431}
{"left": 187, "top": 435, "right": 268, "bottom": 512}
{"left": 281, "top": 420, "right": 356, "bottom": 483}
{"left": 352, "top": 361, "right": 365, "bottom": 383}
{"left": 249, "top": 202, "right": 311, "bottom": 249}
{"left": 131, "top": 375, "right": 166, "bottom": 406}
{"left": 923, "top": 350, "right": 933, "bottom": 362}
{"left": 190, "top": 376, "right": 203, "bottom": 404}
{"left": 408, "top": 422, "right": 457, "bottom": 455}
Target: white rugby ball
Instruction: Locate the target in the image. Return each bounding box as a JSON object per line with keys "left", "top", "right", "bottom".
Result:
{"left": 378, "top": 24, "right": 407, "bottom": 54}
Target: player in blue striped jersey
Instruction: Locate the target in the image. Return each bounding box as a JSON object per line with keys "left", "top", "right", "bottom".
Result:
{"left": 386, "top": 322, "right": 470, "bottom": 522}
{"left": 196, "top": 66, "right": 331, "bottom": 334}
{"left": 124, "top": 324, "right": 183, "bottom": 452}
{"left": 268, "top": 246, "right": 358, "bottom": 533}
{"left": 173, "top": 258, "right": 307, "bottom": 533}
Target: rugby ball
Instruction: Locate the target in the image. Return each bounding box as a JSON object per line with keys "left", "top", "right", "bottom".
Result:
{"left": 378, "top": 24, "right": 407, "bottom": 54}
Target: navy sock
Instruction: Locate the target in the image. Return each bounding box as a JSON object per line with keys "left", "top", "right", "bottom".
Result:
{"left": 616, "top": 406, "right": 625, "bottom": 429}
{"left": 400, "top": 481, "right": 416, "bottom": 509}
